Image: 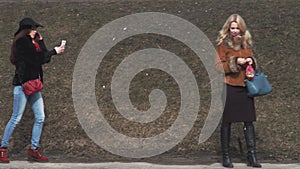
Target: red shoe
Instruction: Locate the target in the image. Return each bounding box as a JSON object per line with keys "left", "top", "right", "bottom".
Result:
{"left": 28, "top": 147, "right": 48, "bottom": 162}
{"left": 0, "top": 147, "right": 9, "bottom": 163}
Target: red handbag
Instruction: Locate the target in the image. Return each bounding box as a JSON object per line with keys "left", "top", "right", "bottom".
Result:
{"left": 22, "top": 78, "right": 43, "bottom": 96}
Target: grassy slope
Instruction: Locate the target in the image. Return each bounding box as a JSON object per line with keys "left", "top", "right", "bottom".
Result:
{"left": 0, "top": 0, "right": 298, "bottom": 163}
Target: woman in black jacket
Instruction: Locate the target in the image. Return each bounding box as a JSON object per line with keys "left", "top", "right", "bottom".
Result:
{"left": 0, "top": 18, "right": 65, "bottom": 163}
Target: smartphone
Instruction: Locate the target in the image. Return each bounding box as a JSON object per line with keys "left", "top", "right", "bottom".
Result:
{"left": 61, "top": 40, "right": 66, "bottom": 47}
{"left": 34, "top": 32, "right": 40, "bottom": 39}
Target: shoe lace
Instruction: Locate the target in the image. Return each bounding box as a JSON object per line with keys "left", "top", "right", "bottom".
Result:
{"left": 33, "top": 149, "right": 43, "bottom": 157}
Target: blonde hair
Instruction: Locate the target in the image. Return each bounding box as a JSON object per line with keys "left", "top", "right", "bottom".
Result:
{"left": 217, "top": 14, "right": 252, "bottom": 49}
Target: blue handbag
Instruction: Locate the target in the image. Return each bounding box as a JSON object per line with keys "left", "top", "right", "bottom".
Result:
{"left": 245, "top": 71, "right": 272, "bottom": 97}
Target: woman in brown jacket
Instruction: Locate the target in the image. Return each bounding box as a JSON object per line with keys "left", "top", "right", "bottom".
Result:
{"left": 215, "top": 14, "right": 261, "bottom": 168}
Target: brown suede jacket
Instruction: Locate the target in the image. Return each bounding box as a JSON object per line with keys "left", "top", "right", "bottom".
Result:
{"left": 215, "top": 43, "right": 256, "bottom": 87}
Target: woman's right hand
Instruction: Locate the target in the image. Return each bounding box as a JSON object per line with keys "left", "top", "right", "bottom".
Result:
{"left": 54, "top": 46, "right": 65, "bottom": 54}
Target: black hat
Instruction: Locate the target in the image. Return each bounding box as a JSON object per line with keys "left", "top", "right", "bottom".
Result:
{"left": 14, "top": 17, "right": 43, "bottom": 36}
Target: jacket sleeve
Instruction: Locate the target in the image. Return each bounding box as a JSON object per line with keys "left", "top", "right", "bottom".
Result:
{"left": 215, "top": 45, "right": 241, "bottom": 74}
{"left": 38, "top": 39, "right": 57, "bottom": 64}
{"left": 16, "top": 36, "right": 57, "bottom": 67}
{"left": 245, "top": 49, "right": 257, "bottom": 70}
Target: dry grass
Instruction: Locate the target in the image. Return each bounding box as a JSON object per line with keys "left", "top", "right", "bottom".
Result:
{"left": 0, "top": 0, "right": 299, "bottom": 163}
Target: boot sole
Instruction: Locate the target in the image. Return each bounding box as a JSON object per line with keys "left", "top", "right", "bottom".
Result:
{"left": 247, "top": 161, "right": 262, "bottom": 168}
{"left": 223, "top": 164, "right": 234, "bottom": 168}
{"left": 0, "top": 161, "right": 9, "bottom": 163}
{"left": 28, "top": 157, "right": 49, "bottom": 163}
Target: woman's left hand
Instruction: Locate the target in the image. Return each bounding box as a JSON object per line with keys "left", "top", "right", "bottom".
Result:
{"left": 246, "top": 58, "right": 253, "bottom": 65}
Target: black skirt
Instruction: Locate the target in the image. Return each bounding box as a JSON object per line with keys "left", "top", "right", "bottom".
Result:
{"left": 222, "top": 84, "right": 256, "bottom": 123}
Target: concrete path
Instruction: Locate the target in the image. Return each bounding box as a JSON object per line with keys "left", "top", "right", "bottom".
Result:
{"left": 0, "top": 161, "right": 299, "bottom": 169}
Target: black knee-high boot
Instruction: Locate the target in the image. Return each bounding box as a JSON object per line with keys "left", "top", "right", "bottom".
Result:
{"left": 244, "top": 122, "right": 262, "bottom": 168}
{"left": 221, "top": 123, "right": 233, "bottom": 168}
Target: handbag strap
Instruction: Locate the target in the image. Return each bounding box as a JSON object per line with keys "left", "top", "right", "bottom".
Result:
{"left": 16, "top": 70, "right": 41, "bottom": 85}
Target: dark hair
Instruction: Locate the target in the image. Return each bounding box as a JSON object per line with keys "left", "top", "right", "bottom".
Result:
{"left": 11, "top": 17, "right": 43, "bottom": 64}
{"left": 10, "top": 29, "right": 31, "bottom": 64}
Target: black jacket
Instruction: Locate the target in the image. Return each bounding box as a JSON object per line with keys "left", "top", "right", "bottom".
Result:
{"left": 12, "top": 35, "right": 57, "bottom": 86}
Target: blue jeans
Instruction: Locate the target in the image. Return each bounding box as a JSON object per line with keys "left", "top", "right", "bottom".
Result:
{"left": 1, "top": 86, "right": 45, "bottom": 150}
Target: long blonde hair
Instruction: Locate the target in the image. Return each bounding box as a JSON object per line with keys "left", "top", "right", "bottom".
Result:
{"left": 217, "top": 14, "right": 252, "bottom": 49}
